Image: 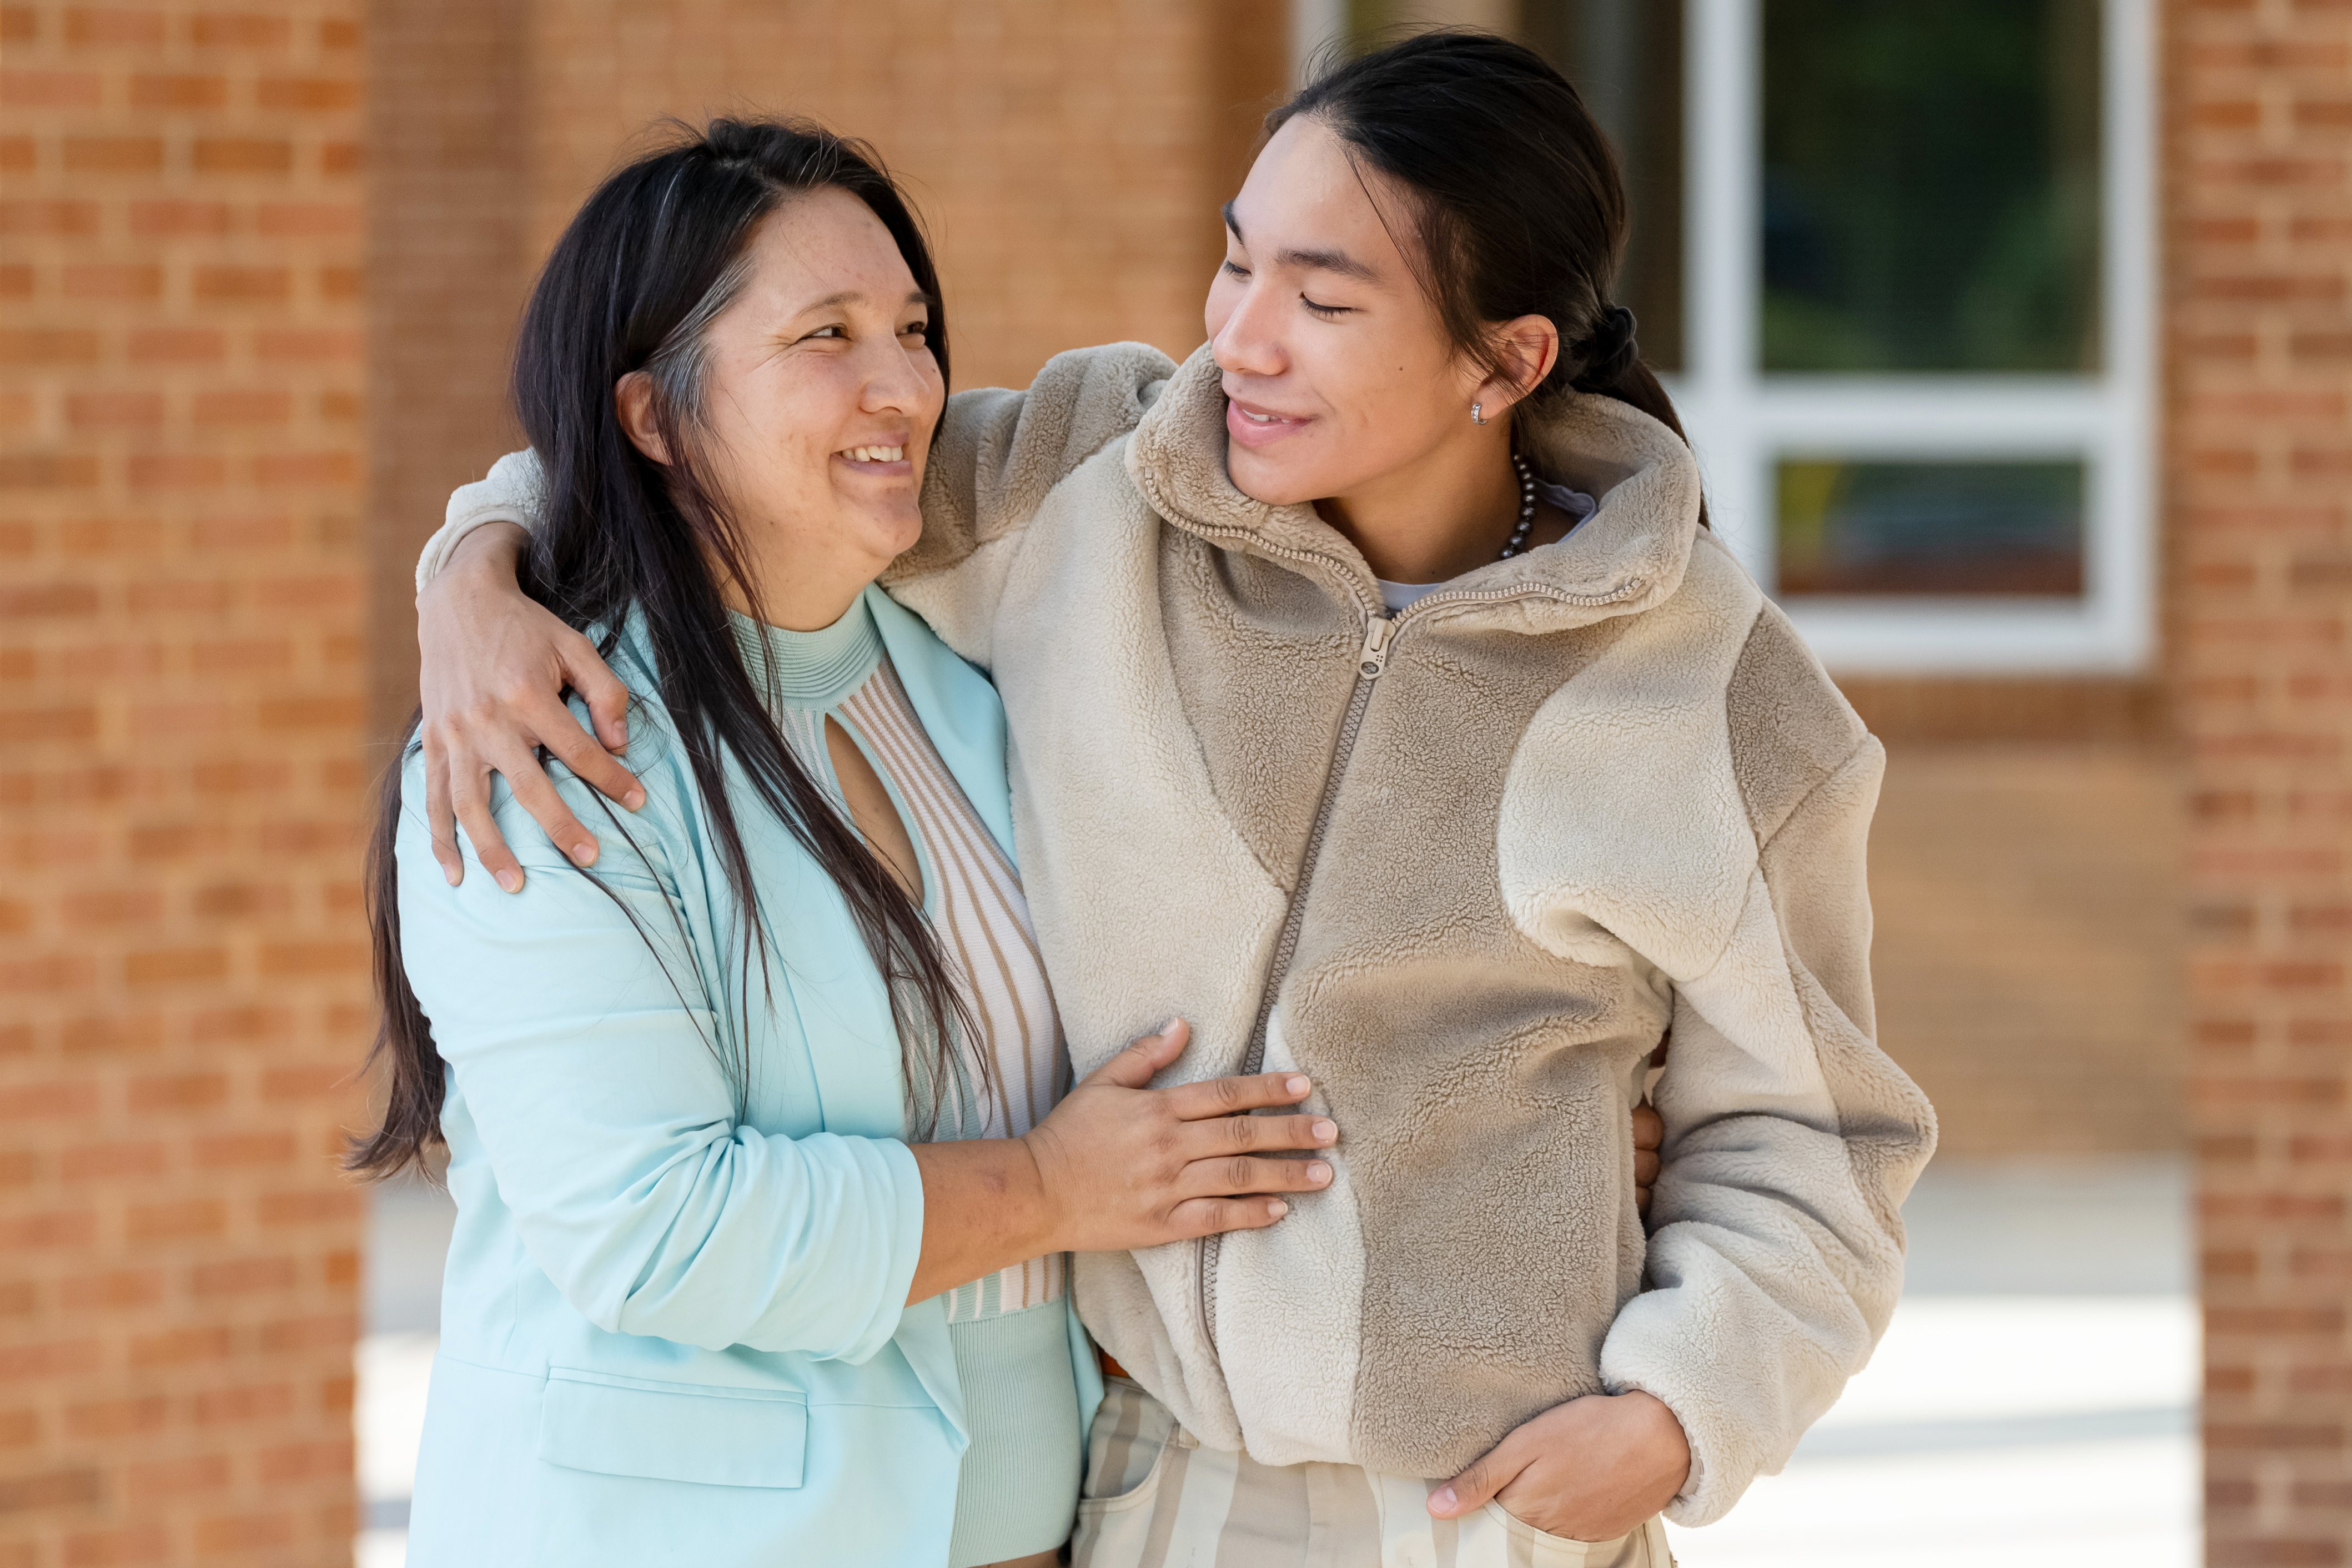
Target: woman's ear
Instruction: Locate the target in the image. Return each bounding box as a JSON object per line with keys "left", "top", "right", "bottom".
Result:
{"left": 614, "top": 371, "right": 674, "bottom": 466}
{"left": 1479, "top": 314, "right": 1561, "bottom": 412}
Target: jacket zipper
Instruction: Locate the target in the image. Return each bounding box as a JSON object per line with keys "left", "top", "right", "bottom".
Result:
{"left": 1197, "top": 611, "right": 1395, "bottom": 1350}
{"left": 1138, "top": 494, "right": 1652, "bottom": 1360}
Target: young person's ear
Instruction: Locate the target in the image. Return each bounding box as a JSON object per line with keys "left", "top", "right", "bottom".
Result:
{"left": 1476, "top": 314, "right": 1561, "bottom": 413}
{"left": 614, "top": 371, "right": 673, "bottom": 466}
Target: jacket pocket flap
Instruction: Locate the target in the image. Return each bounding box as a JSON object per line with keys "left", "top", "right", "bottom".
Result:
{"left": 538, "top": 1368, "right": 807, "bottom": 1489}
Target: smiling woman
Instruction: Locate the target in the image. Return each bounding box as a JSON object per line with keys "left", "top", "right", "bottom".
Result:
{"left": 605, "top": 195, "right": 943, "bottom": 634}
{"left": 405, "top": 33, "right": 1929, "bottom": 1568}
{"left": 351, "top": 119, "right": 1350, "bottom": 1568}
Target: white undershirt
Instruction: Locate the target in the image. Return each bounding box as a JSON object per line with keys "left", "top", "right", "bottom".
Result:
{"left": 1375, "top": 475, "right": 1599, "bottom": 616}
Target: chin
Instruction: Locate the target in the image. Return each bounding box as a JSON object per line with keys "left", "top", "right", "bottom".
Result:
{"left": 1225, "top": 448, "right": 1323, "bottom": 509}
{"left": 850, "top": 502, "right": 922, "bottom": 554}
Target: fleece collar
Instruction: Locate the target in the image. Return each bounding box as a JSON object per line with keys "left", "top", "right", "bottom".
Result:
{"left": 1125, "top": 343, "right": 1705, "bottom": 636}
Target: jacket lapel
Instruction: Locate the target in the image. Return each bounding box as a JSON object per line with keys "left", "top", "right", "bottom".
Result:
{"left": 866, "top": 585, "right": 1017, "bottom": 863}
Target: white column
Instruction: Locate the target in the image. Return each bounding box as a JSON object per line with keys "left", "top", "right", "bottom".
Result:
{"left": 2097, "top": 0, "right": 2159, "bottom": 672}
{"left": 1290, "top": 0, "right": 1348, "bottom": 86}
{"left": 1679, "top": 0, "right": 1768, "bottom": 581}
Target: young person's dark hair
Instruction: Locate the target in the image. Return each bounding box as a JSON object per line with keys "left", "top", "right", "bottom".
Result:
{"left": 1271, "top": 29, "right": 1705, "bottom": 521}
{"left": 351, "top": 117, "right": 972, "bottom": 1179}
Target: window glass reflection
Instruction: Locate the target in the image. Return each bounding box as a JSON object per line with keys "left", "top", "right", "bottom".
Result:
{"left": 1345, "top": 1, "right": 1686, "bottom": 370}
{"left": 1776, "top": 459, "right": 2087, "bottom": 596}
{"left": 1762, "top": 0, "right": 2102, "bottom": 373}
{"left": 1523, "top": 0, "right": 1685, "bottom": 371}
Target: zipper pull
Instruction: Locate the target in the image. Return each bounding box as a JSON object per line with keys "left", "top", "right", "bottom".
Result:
{"left": 1356, "top": 616, "right": 1394, "bottom": 679}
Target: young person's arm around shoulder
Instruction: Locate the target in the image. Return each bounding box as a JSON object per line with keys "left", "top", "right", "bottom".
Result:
{"left": 394, "top": 722, "right": 1339, "bottom": 1350}
{"left": 408, "top": 343, "right": 1174, "bottom": 891}
{"left": 882, "top": 340, "right": 1173, "bottom": 659}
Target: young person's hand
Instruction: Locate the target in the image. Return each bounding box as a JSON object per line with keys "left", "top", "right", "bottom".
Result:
{"left": 1426, "top": 1390, "right": 1689, "bottom": 1543}
{"left": 417, "top": 521, "right": 641, "bottom": 892}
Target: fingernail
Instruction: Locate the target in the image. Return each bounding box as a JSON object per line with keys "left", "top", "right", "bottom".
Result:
{"left": 624, "top": 788, "right": 645, "bottom": 811}
{"left": 1287, "top": 1075, "right": 1310, "bottom": 1096}
{"left": 495, "top": 868, "right": 522, "bottom": 894}
{"left": 441, "top": 862, "right": 461, "bottom": 886}
{"left": 571, "top": 841, "right": 597, "bottom": 866}
{"left": 613, "top": 722, "right": 629, "bottom": 747}
{"left": 1158, "top": 1017, "right": 1182, "bottom": 1037}
{"left": 1431, "top": 1486, "right": 1457, "bottom": 1514}
{"left": 1308, "top": 1162, "right": 1331, "bottom": 1185}
{"left": 1267, "top": 1200, "right": 1288, "bottom": 1219}
{"left": 1312, "top": 1118, "right": 1336, "bottom": 1144}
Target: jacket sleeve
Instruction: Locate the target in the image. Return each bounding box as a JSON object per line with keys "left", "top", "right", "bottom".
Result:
{"left": 392, "top": 750, "right": 925, "bottom": 1361}
{"left": 413, "top": 448, "right": 546, "bottom": 592}
{"left": 1598, "top": 732, "right": 1938, "bottom": 1525}
{"left": 882, "top": 340, "right": 1173, "bottom": 667}
{"left": 409, "top": 341, "right": 1175, "bottom": 660}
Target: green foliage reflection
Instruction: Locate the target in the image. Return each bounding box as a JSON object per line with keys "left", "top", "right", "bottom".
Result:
{"left": 1762, "top": 0, "right": 2102, "bottom": 374}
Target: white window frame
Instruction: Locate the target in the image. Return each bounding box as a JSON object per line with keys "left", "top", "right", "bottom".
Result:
{"left": 1294, "top": 0, "right": 1347, "bottom": 82}
{"left": 1286, "top": 0, "right": 2155, "bottom": 673}
{"left": 1672, "top": 0, "right": 2158, "bottom": 674}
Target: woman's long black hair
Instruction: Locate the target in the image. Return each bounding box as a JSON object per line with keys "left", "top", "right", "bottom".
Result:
{"left": 351, "top": 118, "right": 974, "bottom": 1179}
{"left": 1274, "top": 30, "right": 1706, "bottom": 522}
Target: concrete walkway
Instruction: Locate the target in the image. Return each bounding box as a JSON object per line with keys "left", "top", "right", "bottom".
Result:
{"left": 356, "top": 1155, "right": 2196, "bottom": 1566}
{"left": 1666, "top": 1157, "right": 2196, "bottom": 1566}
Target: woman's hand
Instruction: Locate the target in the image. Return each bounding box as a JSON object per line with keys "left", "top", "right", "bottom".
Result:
{"left": 1022, "top": 1019, "right": 1339, "bottom": 1253}
{"left": 418, "top": 522, "right": 643, "bottom": 891}
{"left": 904, "top": 1020, "right": 1339, "bottom": 1301}
{"left": 1428, "top": 1390, "right": 1689, "bottom": 1542}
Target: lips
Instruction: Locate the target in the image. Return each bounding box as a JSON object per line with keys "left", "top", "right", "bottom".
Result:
{"left": 1224, "top": 396, "right": 1311, "bottom": 450}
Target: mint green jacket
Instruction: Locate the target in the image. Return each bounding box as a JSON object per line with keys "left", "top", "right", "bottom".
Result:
{"left": 395, "top": 587, "right": 1102, "bottom": 1567}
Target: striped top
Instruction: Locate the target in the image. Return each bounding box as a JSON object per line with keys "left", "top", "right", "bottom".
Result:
{"left": 733, "top": 601, "right": 1070, "bottom": 1320}
{"left": 735, "top": 600, "right": 1083, "bottom": 1566}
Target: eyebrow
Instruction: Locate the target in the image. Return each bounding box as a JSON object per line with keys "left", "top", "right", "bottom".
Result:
{"left": 798, "top": 289, "right": 934, "bottom": 314}
{"left": 1223, "top": 202, "right": 1381, "bottom": 284}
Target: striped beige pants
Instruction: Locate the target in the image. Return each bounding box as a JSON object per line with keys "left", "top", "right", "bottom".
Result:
{"left": 1072, "top": 1379, "right": 1676, "bottom": 1568}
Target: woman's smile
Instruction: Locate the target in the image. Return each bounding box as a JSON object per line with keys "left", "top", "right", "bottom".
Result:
{"left": 834, "top": 441, "right": 912, "bottom": 475}
{"left": 1224, "top": 394, "right": 1314, "bottom": 449}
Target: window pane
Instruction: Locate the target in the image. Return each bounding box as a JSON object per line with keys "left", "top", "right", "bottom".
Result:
{"left": 1761, "top": 0, "right": 2102, "bottom": 373}
{"left": 1344, "top": 2, "right": 1686, "bottom": 372}
{"left": 1776, "top": 459, "right": 2086, "bottom": 596}
{"left": 1522, "top": 1, "right": 1685, "bottom": 371}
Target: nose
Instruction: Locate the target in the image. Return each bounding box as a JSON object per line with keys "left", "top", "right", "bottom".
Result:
{"left": 1211, "top": 274, "right": 1286, "bottom": 381}
{"left": 861, "top": 330, "right": 935, "bottom": 418}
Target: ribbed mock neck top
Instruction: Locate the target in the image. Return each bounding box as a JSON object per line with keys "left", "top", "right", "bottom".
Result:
{"left": 731, "top": 595, "right": 1078, "bottom": 1568}
{"left": 730, "top": 599, "right": 886, "bottom": 711}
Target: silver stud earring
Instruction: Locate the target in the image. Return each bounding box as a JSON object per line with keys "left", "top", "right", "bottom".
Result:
{"left": 1470, "top": 402, "right": 1487, "bottom": 425}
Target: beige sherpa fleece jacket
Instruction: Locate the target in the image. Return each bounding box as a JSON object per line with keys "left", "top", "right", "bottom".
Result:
{"left": 425, "top": 341, "right": 1936, "bottom": 1526}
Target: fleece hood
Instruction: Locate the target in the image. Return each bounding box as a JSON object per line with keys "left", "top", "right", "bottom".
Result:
{"left": 1125, "top": 341, "right": 1705, "bottom": 636}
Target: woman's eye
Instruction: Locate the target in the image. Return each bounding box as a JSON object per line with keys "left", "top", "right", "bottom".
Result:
{"left": 900, "top": 322, "right": 928, "bottom": 339}
{"left": 805, "top": 325, "right": 847, "bottom": 341}
{"left": 1222, "top": 260, "right": 1250, "bottom": 279}
{"left": 1302, "top": 295, "right": 1350, "bottom": 318}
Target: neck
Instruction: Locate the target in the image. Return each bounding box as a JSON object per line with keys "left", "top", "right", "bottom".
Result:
{"left": 1313, "top": 419, "right": 1522, "bottom": 584}
{"left": 716, "top": 544, "right": 882, "bottom": 634}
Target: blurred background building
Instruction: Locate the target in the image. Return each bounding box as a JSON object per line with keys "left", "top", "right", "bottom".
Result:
{"left": 1, "top": 0, "right": 2345, "bottom": 1564}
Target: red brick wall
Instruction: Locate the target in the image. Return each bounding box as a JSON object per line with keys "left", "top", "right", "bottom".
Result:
{"left": 366, "top": 0, "right": 1291, "bottom": 740}
{"left": 2170, "top": 1, "right": 2352, "bottom": 1561}
{"left": 1870, "top": 741, "right": 2185, "bottom": 1156}
{"left": 0, "top": 2, "right": 368, "bottom": 1563}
